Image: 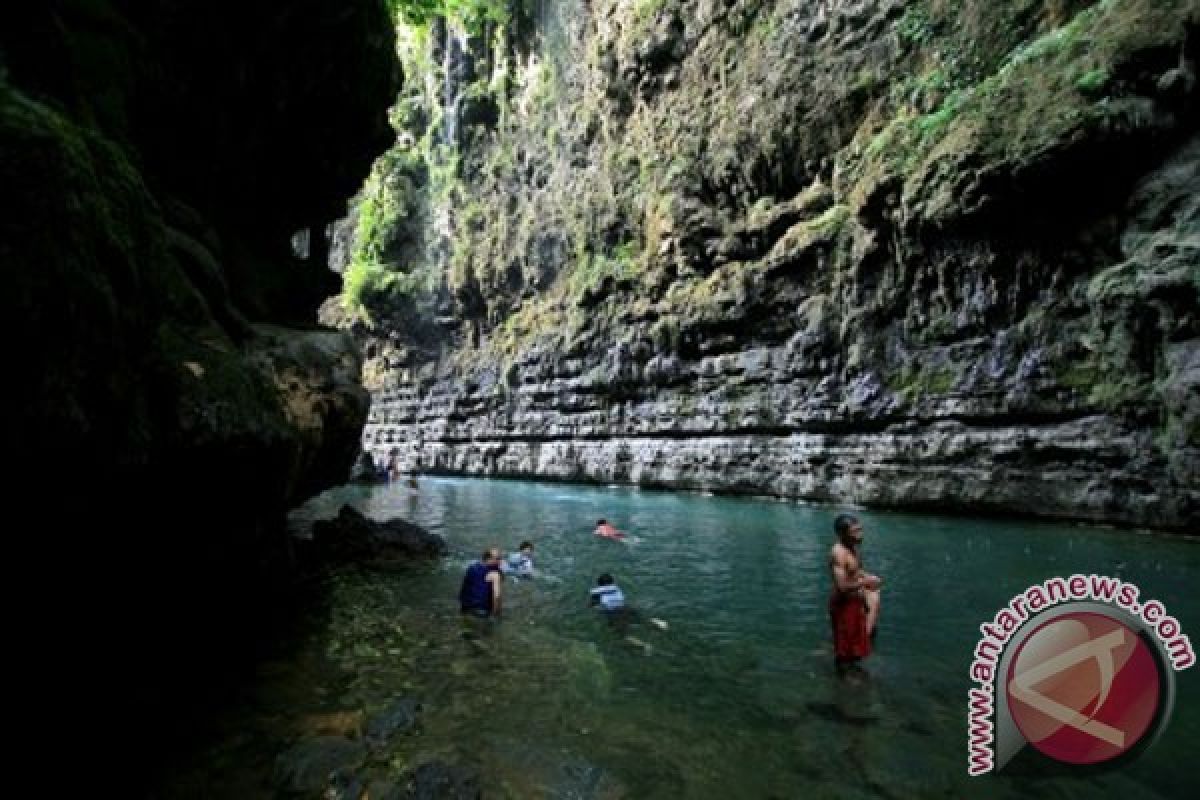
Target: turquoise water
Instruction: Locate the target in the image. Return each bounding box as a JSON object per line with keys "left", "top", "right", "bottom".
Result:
{"left": 173, "top": 478, "right": 1200, "bottom": 798}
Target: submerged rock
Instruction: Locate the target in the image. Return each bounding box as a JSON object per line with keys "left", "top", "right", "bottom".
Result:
{"left": 273, "top": 736, "right": 366, "bottom": 795}
{"left": 364, "top": 697, "right": 422, "bottom": 745}
{"left": 553, "top": 759, "right": 626, "bottom": 799}
{"left": 392, "top": 760, "right": 482, "bottom": 800}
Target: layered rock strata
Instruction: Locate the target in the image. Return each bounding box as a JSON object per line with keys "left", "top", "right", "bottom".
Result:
{"left": 347, "top": 0, "right": 1198, "bottom": 531}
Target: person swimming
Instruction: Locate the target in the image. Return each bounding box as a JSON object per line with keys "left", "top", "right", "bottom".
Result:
{"left": 589, "top": 574, "right": 665, "bottom": 653}
{"left": 500, "top": 540, "right": 535, "bottom": 578}
{"left": 594, "top": 519, "right": 625, "bottom": 540}
{"left": 589, "top": 573, "right": 626, "bottom": 611}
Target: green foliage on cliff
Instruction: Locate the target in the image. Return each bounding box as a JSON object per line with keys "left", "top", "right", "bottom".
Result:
{"left": 843, "top": 0, "right": 1191, "bottom": 221}
{"left": 386, "top": 0, "right": 508, "bottom": 29}
{"left": 341, "top": 0, "right": 519, "bottom": 316}
{"left": 1075, "top": 67, "right": 1110, "bottom": 93}
{"left": 633, "top": 0, "right": 670, "bottom": 25}
{"left": 886, "top": 362, "right": 958, "bottom": 402}
{"left": 569, "top": 240, "right": 640, "bottom": 300}
{"left": 342, "top": 144, "right": 430, "bottom": 312}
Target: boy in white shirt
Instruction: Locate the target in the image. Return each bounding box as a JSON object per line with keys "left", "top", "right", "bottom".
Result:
{"left": 500, "top": 541, "right": 535, "bottom": 578}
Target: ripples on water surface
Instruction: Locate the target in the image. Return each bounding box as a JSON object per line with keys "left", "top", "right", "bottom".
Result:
{"left": 171, "top": 478, "right": 1200, "bottom": 798}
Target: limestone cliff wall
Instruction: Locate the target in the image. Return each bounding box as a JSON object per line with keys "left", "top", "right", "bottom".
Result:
{"left": 341, "top": 0, "right": 1199, "bottom": 531}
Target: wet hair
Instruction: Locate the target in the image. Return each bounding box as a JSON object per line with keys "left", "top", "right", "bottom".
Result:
{"left": 482, "top": 548, "right": 500, "bottom": 561}
{"left": 597, "top": 573, "right": 614, "bottom": 586}
{"left": 596, "top": 519, "right": 607, "bottom": 525}
{"left": 519, "top": 540, "right": 533, "bottom": 551}
{"left": 833, "top": 514, "right": 860, "bottom": 537}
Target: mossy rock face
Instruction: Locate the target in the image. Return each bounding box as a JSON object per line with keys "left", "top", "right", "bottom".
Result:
{"left": 3, "top": 3, "right": 397, "bottom": 778}
{"left": 346, "top": 0, "right": 1198, "bottom": 529}
{"left": 845, "top": 0, "right": 1200, "bottom": 231}
{"left": 2, "top": 84, "right": 177, "bottom": 468}
{"left": 4, "top": 0, "right": 398, "bottom": 495}
{"left": 3, "top": 66, "right": 376, "bottom": 515}
{"left": 2, "top": 75, "right": 375, "bottom": 617}
{"left": 7, "top": 0, "right": 400, "bottom": 323}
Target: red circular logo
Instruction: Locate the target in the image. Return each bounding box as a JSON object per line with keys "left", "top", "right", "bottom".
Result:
{"left": 1006, "top": 612, "right": 1161, "bottom": 765}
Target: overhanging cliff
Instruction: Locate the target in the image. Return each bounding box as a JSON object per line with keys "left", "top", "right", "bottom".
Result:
{"left": 1, "top": 0, "right": 399, "bottom": 766}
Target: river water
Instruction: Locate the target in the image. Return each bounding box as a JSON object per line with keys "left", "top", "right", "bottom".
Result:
{"left": 166, "top": 477, "right": 1199, "bottom": 798}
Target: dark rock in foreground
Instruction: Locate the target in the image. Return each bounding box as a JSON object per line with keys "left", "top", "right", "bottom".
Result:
{"left": 308, "top": 505, "right": 447, "bottom": 563}
{"left": 350, "top": 449, "right": 391, "bottom": 484}
{"left": 273, "top": 737, "right": 367, "bottom": 795}
{"left": 365, "top": 697, "right": 422, "bottom": 746}
{"left": 394, "top": 761, "right": 483, "bottom": 800}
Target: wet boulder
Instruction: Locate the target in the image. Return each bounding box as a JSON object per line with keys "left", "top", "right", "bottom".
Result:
{"left": 308, "top": 506, "right": 447, "bottom": 563}
{"left": 349, "top": 450, "right": 389, "bottom": 484}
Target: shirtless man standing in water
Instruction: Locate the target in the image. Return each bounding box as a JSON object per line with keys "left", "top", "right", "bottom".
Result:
{"left": 828, "top": 514, "right": 882, "bottom": 671}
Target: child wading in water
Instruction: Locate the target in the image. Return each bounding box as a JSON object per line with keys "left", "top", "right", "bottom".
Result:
{"left": 501, "top": 541, "right": 535, "bottom": 578}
